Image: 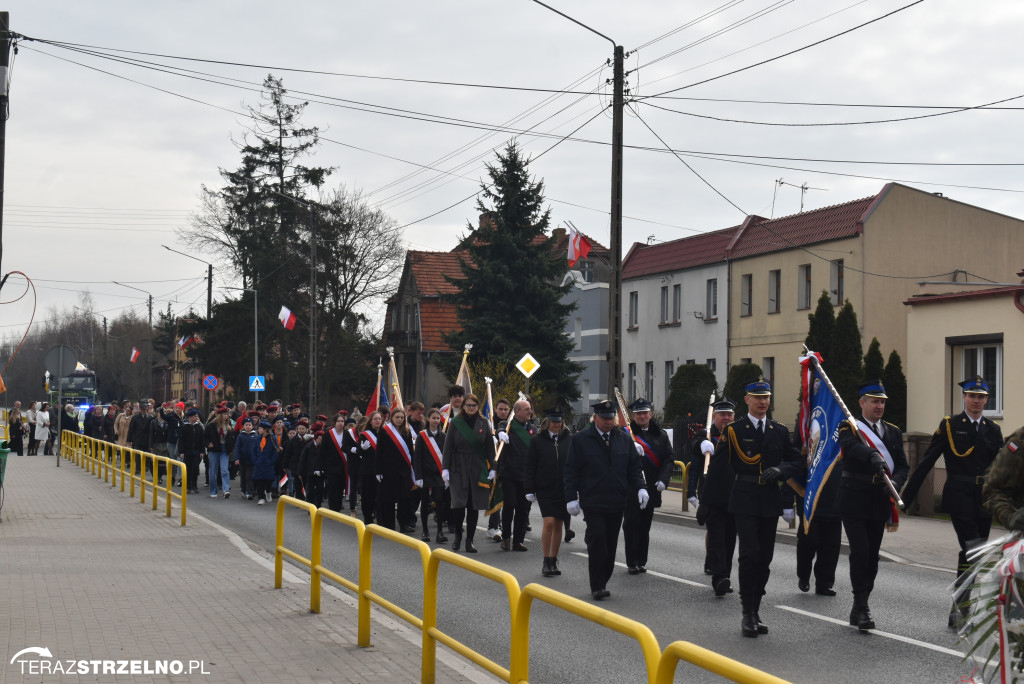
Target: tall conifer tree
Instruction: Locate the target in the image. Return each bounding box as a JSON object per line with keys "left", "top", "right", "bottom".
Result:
{"left": 830, "top": 300, "right": 864, "bottom": 412}
{"left": 863, "top": 337, "right": 885, "bottom": 382}
{"left": 883, "top": 350, "right": 908, "bottom": 430}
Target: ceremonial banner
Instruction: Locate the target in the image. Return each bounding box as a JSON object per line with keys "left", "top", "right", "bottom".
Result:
{"left": 365, "top": 363, "right": 390, "bottom": 415}
{"left": 798, "top": 353, "right": 844, "bottom": 534}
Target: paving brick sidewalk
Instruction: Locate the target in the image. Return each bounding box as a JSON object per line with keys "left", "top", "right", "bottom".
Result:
{"left": 0, "top": 455, "right": 492, "bottom": 683}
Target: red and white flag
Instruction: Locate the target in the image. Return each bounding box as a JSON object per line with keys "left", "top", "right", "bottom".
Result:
{"left": 568, "top": 223, "right": 592, "bottom": 267}
{"left": 129, "top": 347, "right": 141, "bottom": 364}
{"left": 278, "top": 306, "right": 297, "bottom": 330}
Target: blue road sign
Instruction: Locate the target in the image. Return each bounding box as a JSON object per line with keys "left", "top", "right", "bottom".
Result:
{"left": 248, "top": 376, "right": 266, "bottom": 392}
{"left": 202, "top": 374, "right": 219, "bottom": 391}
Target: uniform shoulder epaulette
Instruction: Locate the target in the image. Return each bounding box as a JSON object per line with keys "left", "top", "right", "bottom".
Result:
{"left": 935, "top": 416, "right": 952, "bottom": 435}
{"left": 883, "top": 420, "right": 901, "bottom": 430}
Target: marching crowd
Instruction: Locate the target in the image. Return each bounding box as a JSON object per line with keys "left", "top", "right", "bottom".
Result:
{"left": 8, "top": 372, "right": 1024, "bottom": 641}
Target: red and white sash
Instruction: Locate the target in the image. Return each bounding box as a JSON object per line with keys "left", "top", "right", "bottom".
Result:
{"left": 348, "top": 427, "right": 357, "bottom": 444}
{"left": 634, "top": 434, "right": 661, "bottom": 468}
{"left": 329, "top": 428, "right": 348, "bottom": 468}
{"left": 856, "top": 420, "right": 893, "bottom": 471}
{"left": 419, "top": 429, "right": 443, "bottom": 474}
{"left": 383, "top": 423, "right": 416, "bottom": 486}
{"left": 361, "top": 430, "right": 377, "bottom": 450}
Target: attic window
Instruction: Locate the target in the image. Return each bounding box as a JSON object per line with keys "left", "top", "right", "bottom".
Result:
{"left": 578, "top": 259, "right": 594, "bottom": 283}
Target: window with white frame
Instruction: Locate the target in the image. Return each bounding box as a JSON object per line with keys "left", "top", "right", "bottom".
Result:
{"left": 798, "top": 264, "right": 812, "bottom": 309}
{"left": 660, "top": 286, "right": 669, "bottom": 324}
{"left": 741, "top": 274, "right": 752, "bottom": 316}
{"left": 961, "top": 342, "right": 1003, "bottom": 414}
{"left": 672, "top": 284, "right": 682, "bottom": 323}
{"left": 645, "top": 361, "right": 655, "bottom": 402}
{"left": 628, "top": 291, "right": 639, "bottom": 329}
{"left": 706, "top": 278, "right": 718, "bottom": 320}
{"left": 830, "top": 259, "right": 845, "bottom": 306}
{"left": 628, "top": 363, "right": 638, "bottom": 402}
{"left": 768, "top": 269, "right": 781, "bottom": 314}
{"left": 706, "top": 358, "right": 716, "bottom": 373}
{"left": 665, "top": 360, "right": 675, "bottom": 401}
{"left": 762, "top": 356, "right": 775, "bottom": 408}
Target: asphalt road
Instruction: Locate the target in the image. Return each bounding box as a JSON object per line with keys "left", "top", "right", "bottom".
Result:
{"left": 185, "top": 489, "right": 973, "bottom": 684}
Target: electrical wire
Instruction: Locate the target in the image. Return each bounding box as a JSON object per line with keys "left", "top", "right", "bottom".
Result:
{"left": 0, "top": 272, "right": 38, "bottom": 374}
{"left": 638, "top": 0, "right": 926, "bottom": 100}
{"left": 632, "top": 0, "right": 750, "bottom": 51}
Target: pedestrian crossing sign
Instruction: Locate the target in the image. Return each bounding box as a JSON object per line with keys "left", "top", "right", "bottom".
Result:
{"left": 248, "top": 376, "right": 266, "bottom": 391}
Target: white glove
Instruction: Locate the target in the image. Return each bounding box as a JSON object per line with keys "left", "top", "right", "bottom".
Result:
{"left": 638, "top": 489, "right": 650, "bottom": 510}
{"left": 782, "top": 508, "right": 795, "bottom": 524}
{"left": 687, "top": 496, "right": 699, "bottom": 508}
{"left": 442, "top": 469, "right": 450, "bottom": 486}
{"left": 656, "top": 481, "right": 667, "bottom": 492}
{"left": 376, "top": 474, "right": 383, "bottom": 483}
{"left": 360, "top": 440, "right": 371, "bottom": 450}
{"left": 487, "top": 470, "right": 496, "bottom": 481}
{"left": 350, "top": 447, "right": 358, "bottom": 454}
{"left": 566, "top": 500, "right": 581, "bottom": 516}
{"left": 526, "top": 493, "right": 537, "bottom": 503}
{"left": 634, "top": 442, "right": 644, "bottom": 456}
{"left": 414, "top": 479, "right": 423, "bottom": 488}
{"left": 700, "top": 439, "right": 714, "bottom": 455}
{"left": 313, "top": 470, "right": 322, "bottom": 476}
{"left": 497, "top": 431, "right": 509, "bottom": 444}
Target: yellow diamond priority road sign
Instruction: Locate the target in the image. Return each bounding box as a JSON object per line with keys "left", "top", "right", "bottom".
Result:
{"left": 515, "top": 353, "right": 540, "bottom": 379}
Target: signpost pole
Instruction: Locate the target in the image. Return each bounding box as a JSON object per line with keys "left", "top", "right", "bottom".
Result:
{"left": 56, "top": 346, "right": 63, "bottom": 468}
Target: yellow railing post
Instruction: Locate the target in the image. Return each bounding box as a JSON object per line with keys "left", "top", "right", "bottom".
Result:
{"left": 655, "top": 641, "right": 792, "bottom": 684}
{"left": 178, "top": 462, "right": 188, "bottom": 526}
{"left": 274, "top": 496, "right": 317, "bottom": 589}
{"left": 310, "top": 509, "right": 366, "bottom": 614}
{"left": 151, "top": 459, "right": 159, "bottom": 511}
{"left": 357, "top": 523, "right": 373, "bottom": 647}
{"left": 129, "top": 450, "right": 136, "bottom": 499}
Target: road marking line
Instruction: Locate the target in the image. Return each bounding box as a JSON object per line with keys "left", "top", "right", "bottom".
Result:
{"left": 569, "top": 552, "right": 707, "bottom": 588}
{"left": 776, "top": 605, "right": 964, "bottom": 657}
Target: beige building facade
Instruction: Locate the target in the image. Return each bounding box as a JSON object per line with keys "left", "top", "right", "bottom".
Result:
{"left": 905, "top": 283, "right": 1024, "bottom": 435}
{"left": 727, "top": 183, "right": 1024, "bottom": 425}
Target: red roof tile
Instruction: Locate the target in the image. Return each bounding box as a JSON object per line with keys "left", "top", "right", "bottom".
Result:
{"left": 418, "top": 297, "right": 461, "bottom": 352}
{"left": 725, "top": 195, "right": 878, "bottom": 259}
{"left": 622, "top": 225, "right": 738, "bottom": 280}
{"left": 408, "top": 250, "right": 469, "bottom": 296}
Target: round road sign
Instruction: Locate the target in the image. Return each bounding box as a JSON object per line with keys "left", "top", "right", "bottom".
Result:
{"left": 202, "top": 374, "right": 219, "bottom": 391}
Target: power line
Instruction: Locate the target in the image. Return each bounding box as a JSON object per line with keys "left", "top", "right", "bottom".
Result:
{"left": 638, "top": 0, "right": 926, "bottom": 100}
{"left": 632, "top": 0, "right": 750, "bottom": 51}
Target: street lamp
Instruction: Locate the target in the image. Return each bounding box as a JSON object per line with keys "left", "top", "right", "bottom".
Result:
{"left": 161, "top": 245, "right": 213, "bottom": 320}
{"left": 112, "top": 281, "right": 154, "bottom": 398}
{"left": 223, "top": 286, "right": 259, "bottom": 400}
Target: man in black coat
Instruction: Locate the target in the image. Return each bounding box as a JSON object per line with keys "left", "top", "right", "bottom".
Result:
{"left": 705, "top": 378, "right": 803, "bottom": 637}
{"left": 837, "top": 380, "right": 909, "bottom": 631}
{"left": 564, "top": 399, "right": 647, "bottom": 601}
{"left": 623, "top": 398, "right": 673, "bottom": 574}
{"left": 901, "top": 375, "right": 1003, "bottom": 628}
{"left": 695, "top": 398, "right": 737, "bottom": 596}
{"left": 176, "top": 409, "right": 206, "bottom": 494}
{"left": 127, "top": 400, "right": 155, "bottom": 475}
{"left": 496, "top": 399, "right": 537, "bottom": 552}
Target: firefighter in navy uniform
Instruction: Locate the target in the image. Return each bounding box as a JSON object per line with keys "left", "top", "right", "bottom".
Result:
{"left": 623, "top": 398, "right": 674, "bottom": 574}
{"left": 694, "top": 398, "right": 737, "bottom": 596}
{"left": 901, "top": 376, "right": 1004, "bottom": 628}
{"left": 837, "top": 380, "right": 909, "bottom": 632}
{"left": 705, "top": 378, "right": 803, "bottom": 637}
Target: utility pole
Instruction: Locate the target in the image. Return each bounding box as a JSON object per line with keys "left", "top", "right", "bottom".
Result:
{"left": 308, "top": 209, "right": 317, "bottom": 412}
{"left": 607, "top": 44, "right": 624, "bottom": 399}
{"left": 0, "top": 12, "right": 11, "bottom": 279}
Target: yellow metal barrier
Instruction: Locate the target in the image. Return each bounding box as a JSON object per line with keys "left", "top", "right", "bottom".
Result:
{"left": 65, "top": 431, "right": 188, "bottom": 526}
{"left": 310, "top": 508, "right": 365, "bottom": 614}
{"left": 424, "top": 548, "right": 520, "bottom": 683}
{"left": 274, "top": 495, "right": 317, "bottom": 589}
{"left": 671, "top": 460, "right": 691, "bottom": 511}
{"left": 509, "top": 582, "right": 661, "bottom": 684}
{"left": 655, "top": 640, "right": 791, "bottom": 684}
{"left": 358, "top": 523, "right": 431, "bottom": 645}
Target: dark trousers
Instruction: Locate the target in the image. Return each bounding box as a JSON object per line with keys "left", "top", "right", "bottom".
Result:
{"left": 240, "top": 463, "right": 254, "bottom": 496}
{"left": 842, "top": 515, "right": 885, "bottom": 596}
{"left": 28, "top": 435, "right": 38, "bottom": 455}
{"left": 501, "top": 477, "right": 531, "bottom": 544}
{"left": 399, "top": 486, "right": 417, "bottom": 529}
{"left": 347, "top": 459, "right": 361, "bottom": 511}
{"left": 951, "top": 514, "right": 992, "bottom": 579}
{"left": 325, "top": 472, "right": 347, "bottom": 513}
{"left": 452, "top": 507, "right": 479, "bottom": 541}
{"left": 622, "top": 496, "right": 655, "bottom": 568}
{"left": 735, "top": 513, "right": 777, "bottom": 611}
{"left": 183, "top": 452, "right": 201, "bottom": 492}
{"left": 420, "top": 485, "right": 449, "bottom": 535}
{"left": 705, "top": 504, "right": 737, "bottom": 584}
{"left": 360, "top": 474, "right": 379, "bottom": 525}
{"left": 305, "top": 474, "right": 324, "bottom": 509}
{"left": 583, "top": 509, "right": 624, "bottom": 592}
{"left": 253, "top": 478, "right": 274, "bottom": 499}
{"left": 797, "top": 513, "right": 842, "bottom": 590}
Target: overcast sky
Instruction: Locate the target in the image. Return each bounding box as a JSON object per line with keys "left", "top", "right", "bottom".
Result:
{"left": 3, "top": 0, "right": 1023, "bottom": 345}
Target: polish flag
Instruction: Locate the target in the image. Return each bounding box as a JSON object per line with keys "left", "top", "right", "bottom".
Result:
{"left": 129, "top": 347, "right": 141, "bottom": 364}
{"left": 568, "top": 223, "right": 592, "bottom": 267}
{"left": 278, "top": 306, "right": 297, "bottom": 330}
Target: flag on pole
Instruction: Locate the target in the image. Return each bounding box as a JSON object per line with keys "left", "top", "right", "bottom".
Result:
{"left": 454, "top": 347, "right": 473, "bottom": 397}
{"left": 386, "top": 351, "right": 404, "bottom": 410}
{"left": 278, "top": 306, "right": 297, "bottom": 330}
{"left": 129, "top": 347, "right": 141, "bottom": 364}
{"left": 365, "top": 364, "right": 390, "bottom": 415}
{"left": 482, "top": 377, "right": 494, "bottom": 428}
{"left": 798, "top": 352, "right": 845, "bottom": 533}
{"left": 177, "top": 334, "right": 198, "bottom": 349}
{"left": 568, "top": 223, "right": 592, "bottom": 268}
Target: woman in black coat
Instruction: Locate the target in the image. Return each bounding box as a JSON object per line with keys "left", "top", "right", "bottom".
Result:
{"left": 525, "top": 411, "right": 572, "bottom": 577}
{"left": 357, "top": 412, "right": 383, "bottom": 524}
{"left": 375, "top": 408, "right": 417, "bottom": 532}
{"left": 412, "top": 407, "right": 448, "bottom": 543}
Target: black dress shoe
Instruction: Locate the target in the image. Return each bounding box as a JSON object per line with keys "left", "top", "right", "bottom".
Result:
{"left": 593, "top": 590, "right": 606, "bottom": 601}
{"left": 815, "top": 586, "right": 837, "bottom": 597}
{"left": 704, "top": 564, "right": 713, "bottom": 576}
{"left": 513, "top": 543, "right": 528, "bottom": 552}
{"left": 435, "top": 532, "right": 448, "bottom": 544}
{"left": 741, "top": 612, "right": 758, "bottom": 637}
{"left": 851, "top": 606, "right": 875, "bottom": 631}
{"left": 564, "top": 529, "right": 575, "bottom": 543}
{"left": 637, "top": 566, "right": 646, "bottom": 573}
{"left": 421, "top": 532, "right": 431, "bottom": 542}
{"left": 500, "top": 538, "right": 510, "bottom": 551}
{"left": 452, "top": 532, "right": 462, "bottom": 551}
{"left": 599, "top": 589, "right": 611, "bottom": 598}
{"left": 755, "top": 614, "right": 769, "bottom": 634}
{"left": 798, "top": 578, "right": 810, "bottom": 592}
{"left": 628, "top": 566, "right": 641, "bottom": 575}
{"left": 713, "top": 577, "right": 731, "bottom": 597}
{"left": 400, "top": 525, "right": 416, "bottom": 534}
{"left": 465, "top": 540, "right": 478, "bottom": 553}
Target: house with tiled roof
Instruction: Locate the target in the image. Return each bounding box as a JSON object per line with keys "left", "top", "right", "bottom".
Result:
{"left": 385, "top": 216, "right": 609, "bottom": 412}
{"left": 726, "top": 182, "right": 1024, "bottom": 425}
{"left": 620, "top": 226, "right": 738, "bottom": 408}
